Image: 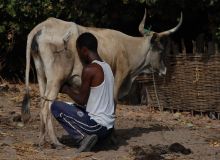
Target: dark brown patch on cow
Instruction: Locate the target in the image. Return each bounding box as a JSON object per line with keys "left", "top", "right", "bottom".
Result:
{"left": 31, "top": 30, "right": 42, "bottom": 53}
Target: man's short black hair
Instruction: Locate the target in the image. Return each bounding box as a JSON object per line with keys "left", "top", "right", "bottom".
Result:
{"left": 76, "top": 32, "right": 98, "bottom": 52}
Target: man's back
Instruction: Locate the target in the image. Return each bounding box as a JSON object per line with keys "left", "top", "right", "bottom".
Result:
{"left": 86, "top": 60, "right": 115, "bottom": 129}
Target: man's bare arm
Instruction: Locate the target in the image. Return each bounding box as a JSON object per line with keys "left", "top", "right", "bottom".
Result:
{"left": 60, "top": 67, "right": 93, "bottom": 107}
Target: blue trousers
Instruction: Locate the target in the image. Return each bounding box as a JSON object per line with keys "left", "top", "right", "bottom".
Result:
{"left": 51, "top": 101, "right": 110, "bottom": 141}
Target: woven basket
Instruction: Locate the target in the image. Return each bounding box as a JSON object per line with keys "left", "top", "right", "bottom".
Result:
{"left": 136, "top": 53, "right": 220, "bottom": 113}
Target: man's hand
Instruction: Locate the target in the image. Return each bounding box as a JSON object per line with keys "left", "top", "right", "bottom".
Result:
{"left": 59, "top": 65, "right": 95, "bottom": 106}
{"left": 60, "top": 84, "right": 71, "bottom": 94}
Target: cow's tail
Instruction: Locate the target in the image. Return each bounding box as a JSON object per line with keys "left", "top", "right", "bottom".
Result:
{"left": 21, "top": 33, "right": 33, "bottom": 123}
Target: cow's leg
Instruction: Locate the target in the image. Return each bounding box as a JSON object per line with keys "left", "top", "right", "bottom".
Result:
{"left": 32, "top": 55, "right": 48, "bottom": 146}
{"left": 39, "top": 81, "right": 63, "bottom": 148}
{"left": 111, "top": 58, "right": 129, "bottom": 145}
{"left": 39, "top": 99, "right": 47, "bottom": 146}
{"left": 37, "top": 41, "right": 74, "bottom": 148}
{"left": 110, "top": 71, "right": 128, "bottom": 145}
{"left": 113, "top": 61, "right": 129, "bottom": 103}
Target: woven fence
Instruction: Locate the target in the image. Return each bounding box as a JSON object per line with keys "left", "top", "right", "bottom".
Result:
{"left": 136, "top": 53, "right": 220, "bottom": 113}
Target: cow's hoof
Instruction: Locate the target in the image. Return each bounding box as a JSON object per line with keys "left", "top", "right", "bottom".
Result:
{"left": 21, "top": 112, "right": 31, "bottom": 123}
{"left": 35, "top": 143, "right": 45, "bottom": 151}
{"left": 51, "top": 143, "right": 65, "bottom": 150}
{"left": 38, "top": 137, "right": 46, "bottom": 148}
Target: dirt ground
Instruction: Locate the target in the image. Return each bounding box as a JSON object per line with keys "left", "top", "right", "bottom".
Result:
{"left": 0, "top": 83, "right": 220, "bottom": 160}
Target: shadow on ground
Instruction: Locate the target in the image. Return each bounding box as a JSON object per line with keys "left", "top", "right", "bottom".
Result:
{"left": 59, "top": 124, "right": 171, "bottom": 151}
{"left": 94, "top": 124, "right": 171, "bottom": 151}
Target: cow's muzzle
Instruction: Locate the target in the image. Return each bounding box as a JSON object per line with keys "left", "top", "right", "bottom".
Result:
{"left": 159, "top": 67, "right": 167, "bottom": 76}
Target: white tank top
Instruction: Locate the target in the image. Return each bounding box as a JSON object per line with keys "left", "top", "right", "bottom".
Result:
{"left": 86, "top": 60, "right": 115, "bottom": 129}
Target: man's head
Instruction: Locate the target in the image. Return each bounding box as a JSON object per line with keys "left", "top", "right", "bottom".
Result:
{"left": 76, "top": 32, "right": 98, "bottom": 64}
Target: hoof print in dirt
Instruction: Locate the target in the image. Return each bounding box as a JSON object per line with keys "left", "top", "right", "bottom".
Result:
{"left": 169, "top": 143, "right": 192, "bottom": 155}
{"left": 0, "top": 84, "right": 9, "bottom": 92}
{"left": 12, "top": 114, "right": 24, "bottom": 127}
{"left": 12, "top": 114, "right": 22, "bottom": 122}
{"left": 8, "top": 87, "right": 20, "bottom": 92}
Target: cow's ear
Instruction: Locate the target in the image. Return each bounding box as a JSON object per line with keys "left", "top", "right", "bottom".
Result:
{"left": 150, "top": 33, "right": 159, "bottom": 44}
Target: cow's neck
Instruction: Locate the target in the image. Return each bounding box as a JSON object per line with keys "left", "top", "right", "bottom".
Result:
{"left": 127, "top": 36, "right": 152, "bottom": 77}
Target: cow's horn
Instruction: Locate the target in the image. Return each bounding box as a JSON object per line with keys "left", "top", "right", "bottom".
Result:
{"left": 139, "top": 9, "right": 147, "bottom": 36}
{"left": 158, "top": 12, "right": 183, "bottom": 37}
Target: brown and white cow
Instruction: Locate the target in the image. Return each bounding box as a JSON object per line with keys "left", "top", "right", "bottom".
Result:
{"left": 22, "top": 10, "right": 182, "bottom": 147}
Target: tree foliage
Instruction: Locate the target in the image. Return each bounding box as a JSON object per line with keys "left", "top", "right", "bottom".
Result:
{"left": 1, "top": 0, "right": 219, "bottom": 53}
{"left": 0, "top": 0, "right": 142, "bottom": 54}
{"left": 0, "top": 0, "right": 219, "bottom": 80}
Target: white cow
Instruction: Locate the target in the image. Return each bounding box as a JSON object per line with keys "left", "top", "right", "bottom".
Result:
{"left": 22, "top": 10, "right": 182, "bottom": 147}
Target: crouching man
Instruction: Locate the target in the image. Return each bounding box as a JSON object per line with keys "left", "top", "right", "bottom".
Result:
{"left": 51, "top": 32, "right": 115, "bottom": 152}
